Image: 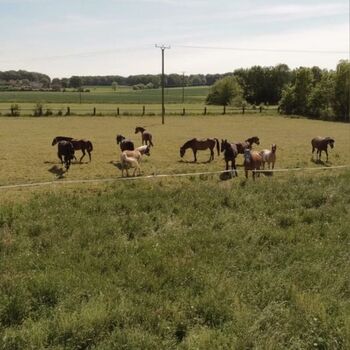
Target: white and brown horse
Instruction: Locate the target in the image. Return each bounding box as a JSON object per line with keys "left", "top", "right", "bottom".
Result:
{"left": 120, "top": 145, "right": 150, "bottom": 177}
{"left": 260, "top": 144, "right": 277, "bottom": 169}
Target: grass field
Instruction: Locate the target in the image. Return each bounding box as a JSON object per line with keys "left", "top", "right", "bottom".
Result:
{"left": 0, "top": 114, "right": 349, "bottom": 190}
{"left": 1, "top": 115, "right": 350, "bottom": 349}
{"left": 0, "top": 86, "right": 210, "bottom": 105}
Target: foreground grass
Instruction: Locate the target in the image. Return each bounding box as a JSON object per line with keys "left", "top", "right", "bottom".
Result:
{"left": 0, "top": 173, "right": 350, "bottom": 349}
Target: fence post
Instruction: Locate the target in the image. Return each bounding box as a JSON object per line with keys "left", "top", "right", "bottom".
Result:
{"left": 142, "top": 106, "right": 145, "bottom": 116}
{"left": 117, "top": 107, "right": 120, "bottom": 116}
{"left": 93, "top": 107, "right": 96, "bottom": 116}
{"left": 10, "top": 107, "right": 14, "bottom": 116}
{"left": 223, "top": 105, "right": 226, "bottom": 115}
{"left": 66, "top": 106, "right": 70, "bottom": 116}
{"left": 259, "top": 106, "right": 262, "bottom": 113}
{"left": 182, "top": 108, "right": 185, "bottom": 116}
{"left": 204, "top": 107, "right": 207, "bottom": 115}
{"left": 242, "top": 106, "right": 245, "bottom": 115}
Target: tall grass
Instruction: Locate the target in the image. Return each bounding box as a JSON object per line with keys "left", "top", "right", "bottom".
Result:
{"left": 1, "top": 172, "right": 349, "bottom": 349}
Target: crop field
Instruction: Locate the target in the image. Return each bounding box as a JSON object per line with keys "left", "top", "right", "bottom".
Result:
{"left": 0, "top": 86, "right": 210, "bottom": 105}
{"left": 0, "top": 115, "right": 350, "bottom": 349}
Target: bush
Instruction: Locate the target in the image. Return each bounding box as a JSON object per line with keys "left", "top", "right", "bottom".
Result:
{"left": 10, "top": 104, "right": 20, "bottom": 117}
{"left": 33, "top": 103, "right": 43, "bottom": 117}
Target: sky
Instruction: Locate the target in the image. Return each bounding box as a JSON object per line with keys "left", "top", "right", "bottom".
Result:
{"left": 0, "top": 0, "right": 349, "bottom": 78}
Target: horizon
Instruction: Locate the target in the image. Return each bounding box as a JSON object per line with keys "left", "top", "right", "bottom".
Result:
{"left": 0, "top": 0, "right": 348, "bottom": 78}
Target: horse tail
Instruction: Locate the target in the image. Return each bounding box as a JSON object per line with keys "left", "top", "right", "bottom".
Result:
{"left": 87, "top": 141, "right": 93, "bottom": 152}
{"left": 215, "top": 138, "right": 220, "bottom": 156}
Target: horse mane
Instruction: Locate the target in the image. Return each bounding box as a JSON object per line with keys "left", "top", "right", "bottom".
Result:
{"left": 135, "top": 126, "right": 145, "bottom": 133}
{"left": 181, "top": 138, "right": 196, "bottom": 148}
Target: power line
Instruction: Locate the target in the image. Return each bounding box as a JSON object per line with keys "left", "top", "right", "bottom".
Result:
{"left": 173, "top": 44, "right": 348, "bottom": 55}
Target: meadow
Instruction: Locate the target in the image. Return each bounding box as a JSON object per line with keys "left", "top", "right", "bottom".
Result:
{"left": 0, "top": 115, "right": 350, "bottom": 349}
{"left": 0, "top": 86, "right": 210, "bottom": 105}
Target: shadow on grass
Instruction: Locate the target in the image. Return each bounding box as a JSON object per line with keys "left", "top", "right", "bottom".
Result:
{"left": 178, "top": 159, "right": 213, "bottom": 164}
{"left": 311, "top": 158, "right": 331, "bottom": 167}
{"left": 48, "top": 165, "right": 66, "bottom": 179}
{"left": 109, "top": 160, "right": 122, "bottom": 170}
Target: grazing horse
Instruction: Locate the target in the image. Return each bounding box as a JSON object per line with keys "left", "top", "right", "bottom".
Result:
{"left": 311, "top": 137, "right": 335, "bottom": 162}
{"left": 244, "top": 149, "right": 262, "bottom": 180}
{"left": 180, "top": 138, "right": 220, "bottom": 162}
{"left": 135, "top": 127, "right": 154, "bottom": 147}
{"left": 57, "top": 140, "right": 75, "bottom": 170}
{"left": 260, "top": 144, "right": 277, "bottom": 169}
{"left": 220, "top": 139, "right": 238, "bottom": 177}
{"left": 120, "top": 146, "right": 150, "bottom": 177}
{"left": 236, "top": 136, "right": 260, "bottom": 154}
{"left": 116, "top": 134, "right": 135, "bottom": 151}
{"left": 52, "top": 136, "right": 93, "bottom": 162}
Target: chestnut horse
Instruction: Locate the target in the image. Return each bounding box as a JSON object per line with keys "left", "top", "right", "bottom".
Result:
{"left": 116, "top": 134, "right": 135, "bottom": 151}
{"left": 52, "top": 136, "right": 93, "bottom": 162}
{"left": 236, "top": 136, "right": 260, "bottom": 154}
{"left": 180, "top": 138, "right": 220, "bottom": 162}
{"left": 135, "top": 127, "right": 154, "bottom": 147}
{"left": 220, "top": 139, "right": 238, "bottom": 176}
{"left": 311, "top": 137, "right": 335, "bottom": 162}
{"left": 244, "top": 149, "right": 262, "bottom": 180}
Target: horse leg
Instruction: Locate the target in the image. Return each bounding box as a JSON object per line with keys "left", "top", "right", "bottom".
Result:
{"left": 58, "top": 152, "right": 63, "bottom": 164}
{"left": 88, "top": 150, "right": 91, "bottom": 162}
{"left": 245, "top": 169, "right": 248, "bottom": 179}
{"left": 193, "top": 150, "right": 197, "bottom": 162}
{"left": 233, "top": 160, "right": 238, "bottom": 177}
{"left": 79, "top": 149, "right": 86, "bottom": 163}
{"left": 326, "top": 149, "right": 329, "bottom": 162}
{"left": 210, "top": 148, "right": 214, "bottom": 162}
{"left": 252, "top": 170, "right": 256, "bottom": 181}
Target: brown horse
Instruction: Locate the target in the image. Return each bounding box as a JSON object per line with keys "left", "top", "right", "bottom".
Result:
{"left": 52, "top": 136, "right": 93, "bottom": 162}
{"left": 220, "top": 139, "right": 238, "bottom": 176}
{"left": 135, "top": 127, "right": 154, "bottom": 147}
{"left": 244, "top": 149, "right": 262, "bottom": 180}
{"left": 116, "top": 134, "right": 135, "bottom": 151}
{"left": 311, "top": 137, "right": 335, "bottom": 162}
{"left": 236, "top": 136, "right": 260, "bottom": 154}
{"left": 180, "top": 138, "right": 220, "bottom": 162}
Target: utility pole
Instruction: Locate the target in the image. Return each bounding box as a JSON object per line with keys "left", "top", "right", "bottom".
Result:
{"left": 181, "top": 71, "right": 186, "bottom": 104}
{"left": 155, "top": 44, "right": 170, "bottom": 124}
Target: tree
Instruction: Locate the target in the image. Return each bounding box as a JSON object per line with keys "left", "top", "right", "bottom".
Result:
{"left": 69, "top": 76, "right": 82, "bottom": 89}
{"left": 332, "top": 60, "right": 350, "bottom": 121}
{"left": 206, "top": 76, "right": 244, "bottom": 106}
{"left": 111, "top": 81, "right": 118, "bottom": 91}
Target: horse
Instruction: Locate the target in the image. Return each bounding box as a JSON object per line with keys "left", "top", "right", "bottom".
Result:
{"left": 135, "top": 127, "right": 154, "bottom": 147}
{"left": 260, "top": 144, "right": 277, "bottom": 169}
{"left": 235, "top": 136, "right": 260, "bottom": 154}
{"left": 311, "top": 137, "right": 335, "bottom": 162}
{"left": 120, "top": 146, "right": 150, "bottom": 177}
{"left": 220, "top": 139, "right": 238, "bottom": 177}
{"left": 244, "top": 149, "right": 262, "bottom": 180}
{"left": 57, "top": 140, "right": 75, "bottom": 171}
{"left": 116, "top": 134, "right": 135, "bottom": 151}
{"left": 52, "top": 136, "right": 93, "bottom": 162}
{"left": 180, "top": 138, "right": 220, "bottom": 162}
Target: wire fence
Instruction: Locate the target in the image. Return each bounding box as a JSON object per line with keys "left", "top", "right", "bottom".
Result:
{"left": 0, "top": 105, "right": 279, "bottom": 117}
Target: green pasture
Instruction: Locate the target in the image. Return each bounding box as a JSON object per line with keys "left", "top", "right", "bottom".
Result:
{"left": 0, "top": 115, "right": 348, "bottom": 191}
{"left": 0, "top": 169, "right": 349, "bottom": 348}
{"left": 0, "top": 86, "right": 210, "bottom": 105}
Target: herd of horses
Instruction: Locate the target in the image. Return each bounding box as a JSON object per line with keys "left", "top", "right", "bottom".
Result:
{"left": 51, "top": 128, "right": 335, "bottom": 180}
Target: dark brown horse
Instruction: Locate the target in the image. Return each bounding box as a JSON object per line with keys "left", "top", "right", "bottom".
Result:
{"left": 116, "top": 134, "right": 135, "bottom": 151}
{"left": 311, "top": 137, "right": 335, "bottom": 162}
{"left": 180, "top": 138, "right": 220, "bottom": 162}
{"left": 52, "top": 136, "right": 93, "bottom": 162}
{"left": 236, "top": 136, "right": 260, "bottom": 154}
{"left": 135, "top": 127, "right": 153, "bottom": 147}
{"left": 57, "top": 140, "right": 75, "bottom": 170}
{"left": 244, "top": 149, "right": 262, "bottom": 180}
{"left": 220, "top": 139, "right": 238, "bottom": 176}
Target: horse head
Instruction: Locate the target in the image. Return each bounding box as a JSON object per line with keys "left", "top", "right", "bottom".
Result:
{"left": 271, "top": 144, "right": 277, "bottom": 152}
{"left": 144, "top": 145, "right": 151, "bottom": 156}
{"left": 116, "top": 134, "right": 125, "bottom": 144}
{"left": 327, "top": 138, "right": 335, "bottom": 148}
{"left": 52, "top": 137, "right": 58, "bottom": 146}
{"left": 180, "top": 147, "right": 185, "bottom": 158}
{"left": 220, "top": 139, "right": 227, "bottom": 153}
{"left": 135, "top": 127, "right": 145, "bottom": 134}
